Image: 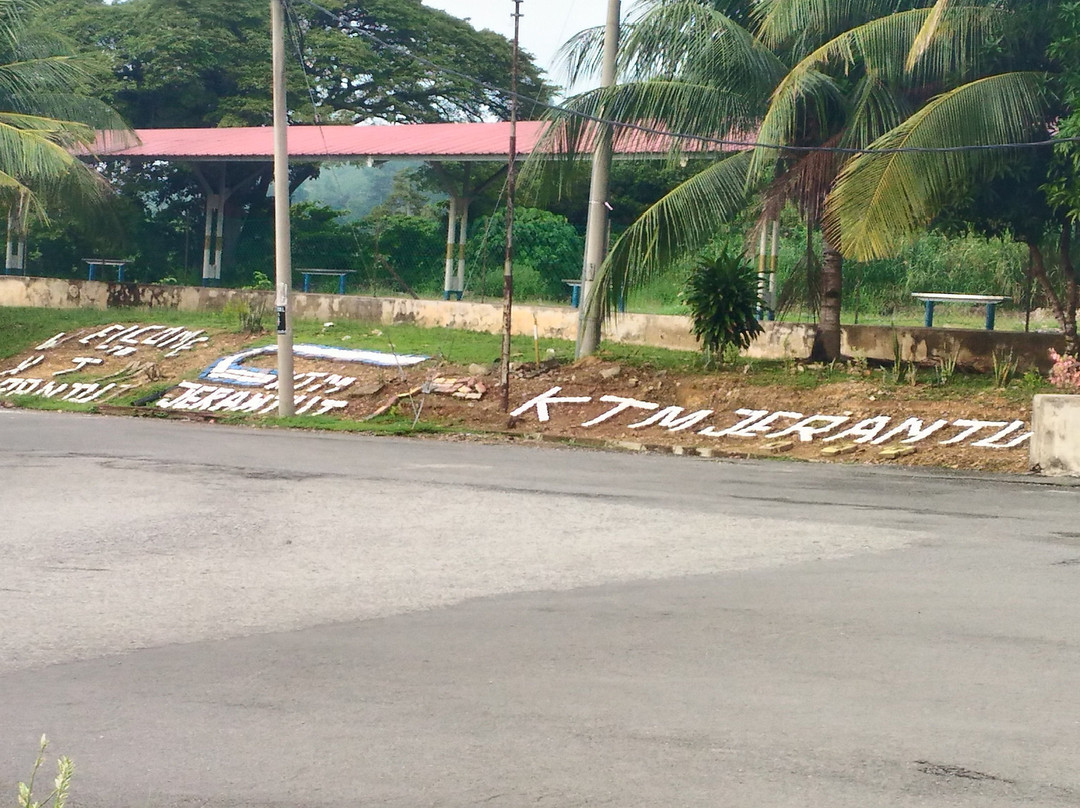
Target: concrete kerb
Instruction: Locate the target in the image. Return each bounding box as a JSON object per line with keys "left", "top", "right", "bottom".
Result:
{"left": 1030, "top": 394, "right": 1080, "bottom": 476}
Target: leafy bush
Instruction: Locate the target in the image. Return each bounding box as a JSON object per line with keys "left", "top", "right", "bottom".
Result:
{"left": 682, "top": 247, "right": 764, "bottom": 366}
{"left": 468, "top": 207, "right": 584, "bottom": 300}
{"left": 1049, "top": 348, "right": 1080, "bottom": 389}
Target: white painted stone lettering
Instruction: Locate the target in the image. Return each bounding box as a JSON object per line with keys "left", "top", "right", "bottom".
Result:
{"left": 35, "top": 333, "right": 67, "bottom": 350}
{"left": 871, "top": 417, "right": 949, "bottom": 445}
{"left": 209, "top": 390, "right": 251, "bottom": 412}
{"left": 156, "top": 381, "right": 200, "bottom": 409}
{"left": 96, "top": 325, "right": 141, "bottom": 348}
{"left": 11, "top": 378, "right": 42, "bottom": 395}
{"left": 53, "top": 357, "right": 105, "bottom": 376}
{"left": 143, "top": 326, "right": 185, "bottom": 346}
{"left": 38, "top": 381, "right": 69, "bottom": 399}
{"left": 823, "top": 415, "right": 892, "bottom": 443}
{"left": 119, "top": 325, "right": 164, "bottom": 344}
{"left": 62, "top": 383, "right": 97, "bottom": 401}
{"left": 79, "top": 324, "right": 125, "bottom": 345}
{"left": 2, "top": 355, "right": 44, "bottom": 376}
{"left": 722, "top": 410, "right": 804, "bottom": 438}
{"left": 767, "top": 414, "right": 851, "bottom": 442}
{"left": 510, "top": 386, "right": 593, "bottom": 422}
{"left": 257, "top": 396, "right": 281, "bottom": 414}
{"left": 314, "top": 399, "right": 348, "bottom": 415}
{"left": 697, "top": 408, "right": 769, "bottom": 437}
{"left": 237, "top": 391, "right": 276, "bottom": 413}
{"left": 629, "top": 405, "right": 714, "bottom": 432}
{"left": 581, "top": 395, "right": 659, "bottom": 427}
{"left": 971, "top": 420, "right": 1032, "bottom": 448}
{"left": 194, "top": 387, "right": 235, "bottom": 411}
{"left": 939, "top": 419, "right": 1008, "bottom": 446}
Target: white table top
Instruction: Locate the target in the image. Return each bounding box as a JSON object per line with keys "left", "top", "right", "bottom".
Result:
{"left": 911, "top": 293, "right": 1009, "bottom": 304}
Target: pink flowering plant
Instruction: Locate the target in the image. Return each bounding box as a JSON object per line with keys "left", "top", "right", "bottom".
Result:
{"left": 1048, "top": 349, "right": 1080, "bottom": 390}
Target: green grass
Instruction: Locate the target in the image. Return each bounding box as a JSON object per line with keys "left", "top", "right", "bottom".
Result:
{"left": 0, "top": 305, "right": 1048, "bottom": 416}
{"left": 0, "top": 306, "right": 239, "bottom": 360}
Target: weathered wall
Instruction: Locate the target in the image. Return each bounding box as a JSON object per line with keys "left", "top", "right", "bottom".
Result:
{"left": 0, "top": 276, "right": 1064, "bottom": 366}
{"left": 843, "top": 324, "right": 1063, "bottom": 371}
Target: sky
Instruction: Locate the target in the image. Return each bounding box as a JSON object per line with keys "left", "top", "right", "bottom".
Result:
{"left": 422, "top": 0, "right": 616, "bottom": 92}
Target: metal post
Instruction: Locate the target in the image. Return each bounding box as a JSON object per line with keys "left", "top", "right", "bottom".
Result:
{"left": 576, "top": 0, "right": 620, "bottom": 358}
{"left": 756, "top": 226, "right": 767, "bottom": 319}
{"left": 500, "top": 0, "right": 522, "bottom": 412}
{"left": 271, "top": 0, "right": 294, "bottom": 417}
{"left": 768, "top": 220, "right": 779, "bottom": 320}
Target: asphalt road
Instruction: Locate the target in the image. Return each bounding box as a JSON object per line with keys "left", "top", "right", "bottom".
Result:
{"left": 1, "top": 410, "right": 1078, "bottom": 807}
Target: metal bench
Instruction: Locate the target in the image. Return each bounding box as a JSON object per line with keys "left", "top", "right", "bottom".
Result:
{"left": 83, "top": 258, "right": 129, "bottom": 282}
{"left": 298, "top": 268, "right": 356, "bottom": 295}
{"left": 911, "top": 293, "right": 1010, "bottom": 331}
{"left": 563, "top": 279, "right": 626, "bottom": 312}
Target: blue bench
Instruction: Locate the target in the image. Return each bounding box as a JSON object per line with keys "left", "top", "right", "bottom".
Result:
{"left": 299, "top": 269, "right": 356, "bottom": 295}
{"left": 912, "top": 293, "right": 1010, "bottom": 331}
{"left": 83, "top": 258, "right": 129, "bottom": 282}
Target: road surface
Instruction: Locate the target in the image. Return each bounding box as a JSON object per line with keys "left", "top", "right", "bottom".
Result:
{"left": 1, "top": 410, "right": 1078, "bottom": 807}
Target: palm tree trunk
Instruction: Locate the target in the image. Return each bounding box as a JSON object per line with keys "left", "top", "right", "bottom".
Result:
{"left": 815, "top": 236, "right": 843, "bottom": 361}
{"left": 1026, "top": 238, "right": 1078, "bottom": 356}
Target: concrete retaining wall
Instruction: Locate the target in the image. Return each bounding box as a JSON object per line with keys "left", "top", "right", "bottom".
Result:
{"left": 0, "top": 275, "right": 1064, "bottom": 367}
{"left": 1030, "top": 394, "right": 1080, "bottom": 475}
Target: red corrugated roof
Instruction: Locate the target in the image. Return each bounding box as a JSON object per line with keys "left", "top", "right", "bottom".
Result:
{"left": 94, "top": 121, "right": 741, "bottom": 162}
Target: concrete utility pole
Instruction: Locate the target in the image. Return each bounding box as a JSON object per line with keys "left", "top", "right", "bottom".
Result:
{"left": 576, "top": 0, "right": 620, "bottom": 359}
{"left": 500, "top": 0, "right": 522, "bottom": 412}
{"left": 271, "top": 0, "right": 295, "bottom": 416}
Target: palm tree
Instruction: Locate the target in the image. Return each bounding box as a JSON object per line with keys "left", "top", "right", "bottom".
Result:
{"left": 0, "top": 0, "right": 130, "bottom": 272}
{"left": 547, "top": 0, "right": 1046, "bottom": 360}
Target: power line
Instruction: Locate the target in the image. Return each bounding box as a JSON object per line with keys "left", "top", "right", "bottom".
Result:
{"left": 290, "top": 0, "right": 1077, "bottom": 157}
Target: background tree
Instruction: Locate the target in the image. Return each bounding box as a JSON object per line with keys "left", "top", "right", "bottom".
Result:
{"left": 549, "top": 0, "right": 1047, "bottom": 360}
{"left": 0, "top": 0, "right": 129, "bottom": 263}
{"left": 29, "top": 0, "right": 550, "bottom": 282}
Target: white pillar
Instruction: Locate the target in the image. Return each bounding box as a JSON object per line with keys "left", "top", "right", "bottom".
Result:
{"left": 455, "top": 199, "right": 469, "bottom": 299}
{"left": 5, "top": 196, "right": 26, "bottom": 275}
{"left": 443, "top": 195, "right": 458, "bottom": 300}
{"left": 202, "top": 193, "right": 223, "bottom": 286}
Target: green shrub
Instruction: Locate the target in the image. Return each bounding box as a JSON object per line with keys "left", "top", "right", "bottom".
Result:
{"left": 682, "top": 247, "right": 764, "bottom": 366}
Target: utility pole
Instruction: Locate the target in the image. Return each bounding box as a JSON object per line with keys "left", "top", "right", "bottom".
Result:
{"left": 271, "top": 0, "right": 295, "bottom": 416}
{"left": 576, "top": 0, "right": 620, "bottom": 359}
{"left": 500, "top": 0, "right": 522, "bottom": 412}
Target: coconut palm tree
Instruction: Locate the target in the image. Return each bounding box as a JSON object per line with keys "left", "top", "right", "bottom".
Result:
{"left": 548, "top": 0, "right": 1047, "bottom": 360}
{"left": 0, "top": 0, "right": 130, "bottom": 272}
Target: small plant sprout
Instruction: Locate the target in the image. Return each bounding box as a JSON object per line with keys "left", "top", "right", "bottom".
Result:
{"left": 992, "top": 348, "right": 1019, "bottom": 388}
{"left": 934, "top": 349, "right": 960, "bottom": 386}
{"left": 17, "top": 736, "right": 73, "bottom": 808}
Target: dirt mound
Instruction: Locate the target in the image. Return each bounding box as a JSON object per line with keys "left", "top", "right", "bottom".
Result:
{"left": 0, "top": 323, "right": 1036, "bottom": 473}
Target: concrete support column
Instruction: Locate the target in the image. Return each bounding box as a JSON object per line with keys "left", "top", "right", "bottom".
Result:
{"left": 443, "top": 195, "right": 458, "bottom": 300}
{"left": 5, "top": 196, "right": 27, "bottom": 275}
{"left": 202, "top": 193, "right": 224, "bottom": 287}
{"left": 454, "top": 199, "right": 469, "bottom": 300}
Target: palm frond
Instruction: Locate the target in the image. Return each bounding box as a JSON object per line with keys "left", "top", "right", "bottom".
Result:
{"left": 905, "top": 0, "right": 949, "bottom": 72}
{"left": 555, "top": 26, "right": 606, "bottom": 88}
{"left": 588, "top": 150, "right": 757, "bottom": 317}
{"left": 618, "top": 0, "right": 787, "bottom": 90}
{"left": 826, "top": 72, "right": 1048, "bottom": 260}
{"left": 751, "top": 6, "right": 999, "bottom": 177}
{"left": 755, "top": 0, "right": 917, "bottom": 52}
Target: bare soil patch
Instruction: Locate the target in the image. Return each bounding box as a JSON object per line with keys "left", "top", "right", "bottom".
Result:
{"left": 0, "top": 323, "right": 1035, "bottom": 473}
